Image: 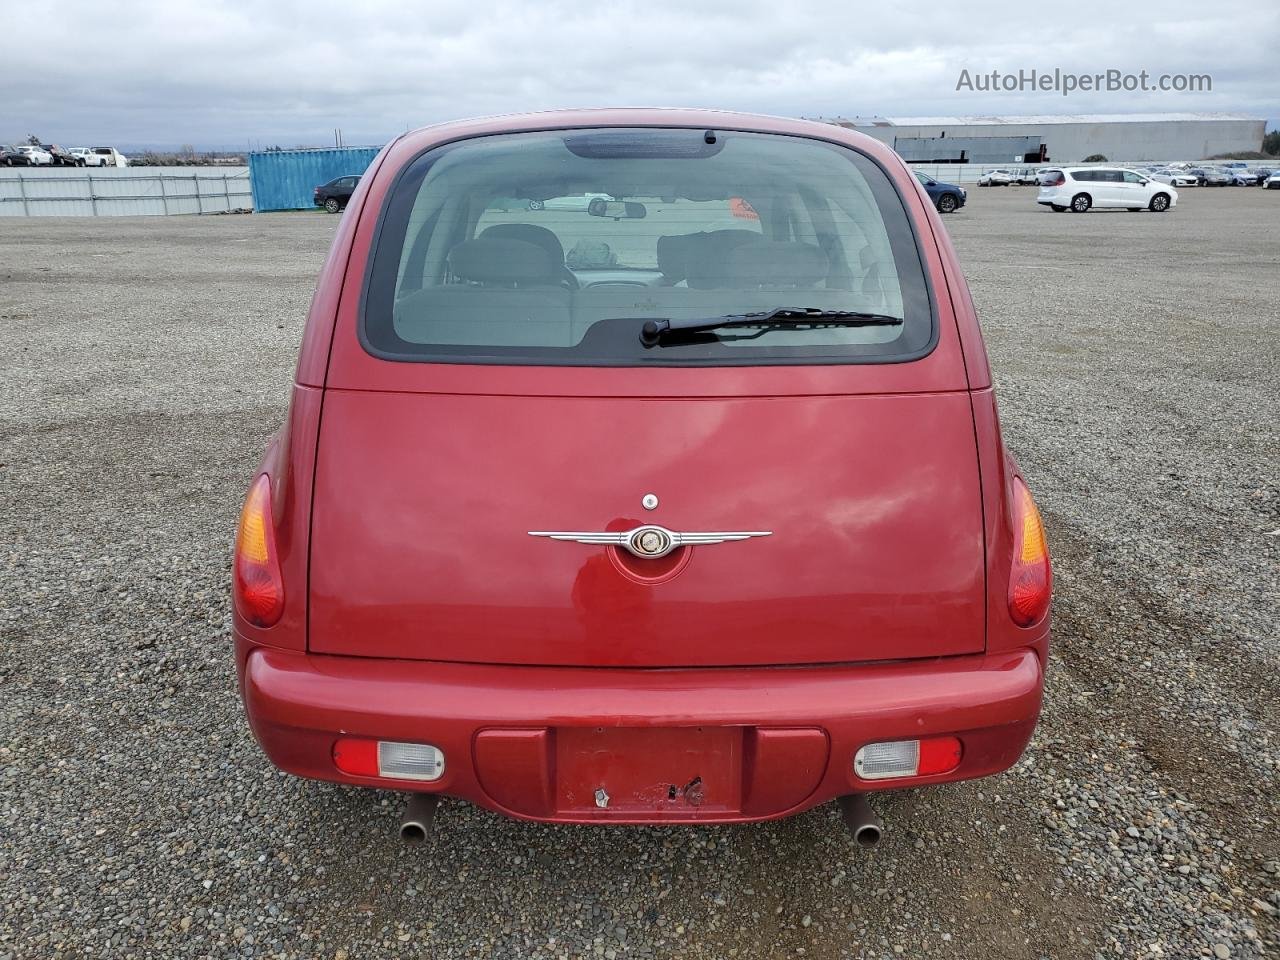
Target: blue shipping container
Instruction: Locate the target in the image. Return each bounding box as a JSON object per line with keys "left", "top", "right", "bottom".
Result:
{"left": 248, "top": 147, "right": 383, "bottom": 212}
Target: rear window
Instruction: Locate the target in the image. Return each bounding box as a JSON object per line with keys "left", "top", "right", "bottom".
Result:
{"left": 361, "top": 128, "right": 935, "bottom": 366}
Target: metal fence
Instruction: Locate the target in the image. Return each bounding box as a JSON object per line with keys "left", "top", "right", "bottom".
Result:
{"left": 0, "top": 168, "right": 253, "bottom": 217}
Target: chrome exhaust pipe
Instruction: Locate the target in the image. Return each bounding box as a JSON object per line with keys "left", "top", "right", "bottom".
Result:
{"left": 838, "top": 794, "right": 883, "bottom": 848}
{"left": 399, "top": 793, "right": 439, "bottom": 844}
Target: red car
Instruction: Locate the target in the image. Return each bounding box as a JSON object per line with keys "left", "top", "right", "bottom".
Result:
{"left": 234, "top": 109, "right": 1050, "bottom": 844}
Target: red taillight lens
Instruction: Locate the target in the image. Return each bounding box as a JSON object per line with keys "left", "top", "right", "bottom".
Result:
{"left": 917, "top": 735, "right": 963, "bottom": 776}
{"left": 1008, "top": 477, "right": 1051, "bottom": 627}
{"left": 332, "top": 737, "right": 379, "bottom": 777}
{"left": 233, "top": 474, "right": 284, "bottom": 627}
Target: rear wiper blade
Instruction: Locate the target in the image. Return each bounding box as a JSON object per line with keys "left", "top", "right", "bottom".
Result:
{"left": 639, "top": 307, "right": 903, "bottom": 346}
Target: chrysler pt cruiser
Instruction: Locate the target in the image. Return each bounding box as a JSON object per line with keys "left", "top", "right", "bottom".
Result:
{"left": 233, "top": 109, "right": 1051, "bottom": 844}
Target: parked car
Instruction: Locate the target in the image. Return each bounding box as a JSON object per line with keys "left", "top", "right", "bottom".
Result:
{"left": 913, "top": 171, "right": 966, "bottom": 213}
{"left": 15, "top": 145, "right": 52, "bottom": 165}
{"left": 1037, "top": 166, "right": 1176, "bottom": 212}
{"left": 977, "top": 168, "right": 1014, "bottom": 186}
{"left": 1266, "top": 172, "right": 1280, "bottom": 190}
{"left": 1227, "top": 169, "right": 1259, "bottom": 186}
{"left": 1150, "top": 169, "right": 1198, "bottom": 187}
{"left": 1011, "top": 167, "right": 1040, "bottom": 185}
{"left": 0, "top": 144, "right": 34, "bottom": 166}
{"left": 1187, "top": 167, "right": 1232, "bottom": 187}
{"left": 90, "top": 147, "right": 129, "bottom": 168}
{"left": 42, "top": 144, "right": 83, "bottom": 167}
{"left": 313, "top": 175, "right": 361, "bottom": 213}
{"left": 233, "top": 109, "right": 1052, "bottom": 841}
{"left": 1249, "top": 167, "right": 1274, "bottom": 185}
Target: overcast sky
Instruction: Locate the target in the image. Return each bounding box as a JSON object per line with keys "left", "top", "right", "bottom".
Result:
{"left": 4, "top": 0, "right": 1277, "bottom": 150}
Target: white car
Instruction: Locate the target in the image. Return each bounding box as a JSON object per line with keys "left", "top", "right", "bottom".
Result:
{"left": 977, "top": 168, "right": 1014, "bottom": 186}
{"left": 15, "top": 145, "right": 53, "bottom": 165}
{"left": 1266, "top": 172, "right": 1280, "bottom": 190}
{"left": 1037, "top": 166, "right": 1176, "bottom": 213}
{"left": 1150, "top": 169, "right": 1198, "bottom": 187}
{"left": 90, "top": 147, "right": 129, "bottom": 168}
{"left": 527, "top": 192, "right": 610, "bottom": 211}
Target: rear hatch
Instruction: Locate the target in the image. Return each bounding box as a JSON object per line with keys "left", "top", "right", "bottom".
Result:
{"left": 308, "top": 389, "right": 985, "bottom": 666}
{"left": 307, "top": 124, "right": 985, "bottom": 667}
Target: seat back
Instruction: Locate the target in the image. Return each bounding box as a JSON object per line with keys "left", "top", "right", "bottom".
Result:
{"left": 393, "top": 238, "right": 573, "bottom": 346}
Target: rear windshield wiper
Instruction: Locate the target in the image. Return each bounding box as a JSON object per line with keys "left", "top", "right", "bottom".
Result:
{"left": 639, "top": 307, "right": 903, "bottom": 346}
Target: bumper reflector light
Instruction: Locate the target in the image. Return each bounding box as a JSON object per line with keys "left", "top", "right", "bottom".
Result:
{"left": 854, "top": 736, "right": 962, "bottom": 780}
{"left": 333, "top": 738, "right": 445, "bottom": 782}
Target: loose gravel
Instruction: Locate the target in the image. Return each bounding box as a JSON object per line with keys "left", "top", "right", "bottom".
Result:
{"left": 1, "top": 187, "right": 1277, "bottom": 959}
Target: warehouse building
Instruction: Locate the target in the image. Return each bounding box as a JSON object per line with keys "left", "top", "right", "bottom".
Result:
{"left": 819, "top": 113, "right": 1265, "bottom": 163}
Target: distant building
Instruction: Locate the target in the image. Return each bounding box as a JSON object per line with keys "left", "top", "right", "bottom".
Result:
{"left": 817, "top": 113, "right": 1266, "bottom": 162}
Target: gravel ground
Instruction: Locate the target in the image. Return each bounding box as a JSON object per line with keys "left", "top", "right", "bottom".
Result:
{"left": 1, "top": 186, "right": 1277, "bottom": 960}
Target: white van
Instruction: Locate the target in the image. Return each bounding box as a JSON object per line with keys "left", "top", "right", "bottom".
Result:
{"left": 1037, "top": 167, "right": 1176, "bottom": 213}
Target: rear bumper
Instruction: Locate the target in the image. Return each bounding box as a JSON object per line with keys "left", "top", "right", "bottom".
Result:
{"left": 238, "top": 640, "right": 1045, "bottom": 824}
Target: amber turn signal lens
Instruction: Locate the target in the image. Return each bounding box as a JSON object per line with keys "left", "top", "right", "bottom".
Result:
{"left": 1008, "top": 477, "right": 1051, "bottom": 627}
{"left": 234, "top": 474, "right": 284, "bottom": 627}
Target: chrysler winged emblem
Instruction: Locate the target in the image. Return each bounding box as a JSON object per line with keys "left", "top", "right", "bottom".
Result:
{"left": 528, "top": 524, "right": 771, "bottom": 560}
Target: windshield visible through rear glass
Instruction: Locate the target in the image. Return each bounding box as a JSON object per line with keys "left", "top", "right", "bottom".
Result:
{"left": 362, "top": 128, "right": 934, "bottom": 365}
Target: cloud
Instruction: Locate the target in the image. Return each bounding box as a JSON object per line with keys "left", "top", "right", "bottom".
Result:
{"left": 3, "top": 0, "right": 1276, "bottom": 149}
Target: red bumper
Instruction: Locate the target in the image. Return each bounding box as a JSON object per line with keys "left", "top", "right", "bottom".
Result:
{"left": 238, "top": 640, "right": 1044, "bottom": 824}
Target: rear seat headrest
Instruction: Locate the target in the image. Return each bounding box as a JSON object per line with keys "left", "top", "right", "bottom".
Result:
{"left": 449, "top": 237, "right": 559, "bottom": 285}
{"left": 666, "top": 230, "right": 767, "bottom": 288}
{"left": 723, "top": 240, "right": 829, "bottom": 288}
{"left": 656, "top": 233, "right": 697, "bottom": 283}
{"left": 479, "top": 223, "right": 566, "bottom": 265}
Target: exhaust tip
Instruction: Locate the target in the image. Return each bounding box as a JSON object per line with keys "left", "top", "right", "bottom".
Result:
{"left": 853, "top": 823, "right": 882, "bottom": 848}
{"left": 399, "top": 793, "right": 439, "bottom": 844}
{"left": 399, "top": 822, "right": 428, "bottom": 844}
{"left": 837, "top": 794, "right": 884, "bottom": 849}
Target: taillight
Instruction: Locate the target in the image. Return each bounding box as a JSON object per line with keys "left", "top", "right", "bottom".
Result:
{"left": 1044, "top": 173, "right": 1065, "bottom": 186}
{"left": 854, "top": 736, "right": 963, "bottom": 780}
{"left": 233, "top": 474, "right": 284, "bottom": 627}
{"left": 333, "top": 738, "right": 445, "bottom": 781}
{"left": 1008, "top": 477, "right": 1051, "bottom": 626}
